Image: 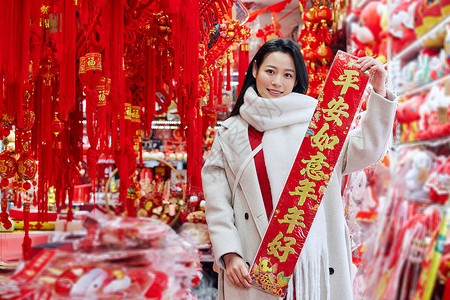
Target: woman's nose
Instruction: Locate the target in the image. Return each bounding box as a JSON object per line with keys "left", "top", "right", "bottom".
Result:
{"left": 271, "top": 77, "right": 282, "bottom": 86}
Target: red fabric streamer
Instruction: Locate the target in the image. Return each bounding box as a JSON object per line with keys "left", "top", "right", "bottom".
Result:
{"left": 214, "top": 66, "right": 219, "bottom": 96}
{"left": 22, "top": 201, "right": 32, "bottom": 260}
{"left": 226, "top": 50, "right": 232, "bottom": 91}
{"left": 218, "top": 68, "right": 223, "bottom": 105}
{"left": 2, "top": 0, "right": 32, "bottom": 129}
{"left": 208, "top": 72, "right": 214, "bottom": 109}
{"left": 58, "top": 0, "right": 77, "bottom": 120}
{"left": 144, "top": 42, "right": 156, "bottom": 138}
{"left": 238, "top": 44, "right": 249, "bottom": 96}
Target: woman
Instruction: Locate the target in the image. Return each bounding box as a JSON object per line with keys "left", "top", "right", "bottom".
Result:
{"left": 202, "top": 38, "right": 396, "bottom": 300}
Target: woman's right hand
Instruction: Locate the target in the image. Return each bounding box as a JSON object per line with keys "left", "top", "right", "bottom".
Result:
{"left": 222, "top": 253, "right": 253, "bottom": 289}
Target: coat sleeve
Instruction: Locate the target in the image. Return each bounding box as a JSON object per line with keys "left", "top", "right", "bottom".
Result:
{"left": 341, "top": 90, "right": 397, "bottom": 175}
{"left": 202, "top": 132, "right": 244, "bottom": 269}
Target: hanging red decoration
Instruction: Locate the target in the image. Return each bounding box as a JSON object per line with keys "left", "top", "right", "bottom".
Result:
{"left": 315, "top": 6, "right": 333, "bottom": 45}
{"left": 17, "top": 156, "right": 38, "bottom": 181}
{"left": 21, "top": 109, "right": 35, "bottom": 132}
{"left": 301, "top": 45, "right": 317, "bottom": 65}
{"left": 52, "top": 113, "right": 65, "bottom": 137}
{"left": 0, "top": 141, "right": 15, "bottom": 231}
{"left": 226, "top": 48, "right": 232, "bottom": 91}
{"left": 238, "top": 43, "right": 249, "bottom": 95}
{"left": 0, "top": 151, "right": 16, "bottom": 179}
{"left": 316, "top": 6, "right": 332, "bottom": 25}
{"left": 22, "top": 201, "right": 31, "bottom": 260}
{"left": 315, "top": 42, "right": 334, "bottom": 65}
{"left": 79, "top": 52, "right": 103, "bottom": 89}
{"left": 299, "top": 1, "right": 336, "bottom": 98}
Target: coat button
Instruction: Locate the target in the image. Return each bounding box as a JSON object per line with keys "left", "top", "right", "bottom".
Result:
{"left": 329, "top": 267, "right": 334, "bottom": 275}
{"left": 244, "top": 213, "right": 249, "bottom": 220}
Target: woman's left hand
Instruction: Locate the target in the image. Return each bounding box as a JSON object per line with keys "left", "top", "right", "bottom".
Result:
{"left": 357, "top": 56, "right": 387, "bottom": 98}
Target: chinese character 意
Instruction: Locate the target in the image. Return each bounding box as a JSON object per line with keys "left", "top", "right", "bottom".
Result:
{"left": 300, "top": 152, "right": 330, "bottom": 181}
{"left": 289, "top": 178, "right": 317, "bottom": 206}
{"left": 310, "top": 123, "right": 339, "bottom": 151}
{"left": 267, "top": 232, "right": 296, "bottom": 263}
{"left": 278, "top": 207, "right": 306, "bottom": 234}
{"left": 332, "top": 70, "right": 360, "bottom": 94}
{"left": 322, "top": 96, "right": 350, "bottom": 126}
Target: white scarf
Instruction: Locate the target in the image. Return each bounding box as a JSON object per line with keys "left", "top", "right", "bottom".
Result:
{"left": 240, "top": 87, "right": 329, "bottom": 300}
{"left": 240, "top": 87, "right": 317, "bottom": 203}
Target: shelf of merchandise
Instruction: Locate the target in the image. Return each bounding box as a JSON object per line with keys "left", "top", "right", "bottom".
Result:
{"left": 396, "top": 136, "right": 450, "bottom": 148}
{"left": 393, "top": 15, "right": 450, "bottom": 62}
{"left": 373, "top": 7, "right": 450, "bottom": 299}
{"left": 396, "top": 73, "right": 450, "bottom": 97}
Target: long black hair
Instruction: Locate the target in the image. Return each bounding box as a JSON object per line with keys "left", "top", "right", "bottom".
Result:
{"left": 229, "top": 38, "right": 309, "bottom": 117}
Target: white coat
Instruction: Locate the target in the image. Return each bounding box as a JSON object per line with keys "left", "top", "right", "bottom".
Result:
{"left": 202, "top": 89, "right": 397, "bottom": 300}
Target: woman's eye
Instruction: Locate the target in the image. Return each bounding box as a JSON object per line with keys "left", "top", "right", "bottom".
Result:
{"left": 285, "top": 73, "right": 293, "bottom": 78}
{"left": 266, "top": 69, "right": 274, "bottom": 74}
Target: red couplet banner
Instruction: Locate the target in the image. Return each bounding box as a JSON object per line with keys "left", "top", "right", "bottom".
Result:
{"left": 249, "top": 51, "right": 370, "bottom": 297}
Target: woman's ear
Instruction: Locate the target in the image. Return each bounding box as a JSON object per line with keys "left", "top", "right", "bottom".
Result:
{"left": 252, "top": 61, "right": 257, "bottom": 78}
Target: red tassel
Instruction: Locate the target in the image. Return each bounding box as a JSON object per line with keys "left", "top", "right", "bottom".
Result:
{"left": 17, "top": 192, "right": 22, "bottom": 209}
{"left": 226, "top": 50, "right": 232, "bottom": 91}
{"left": 214, "top": 66, "right": 218, "bottom": 96}
{"left": 32, "top": 190, "right": 36, "bottom": 207}
{"left": 0, "top": 195, "right": 12, "bottom": 230}
{"left": 145, "top": 42, "right": 156, "bottom": 138}
{"left": 22, "top": 201, "right": 31, "bottom": 260}
{"left": 67, "top": 186, "right": 73, "bottom": 222}
{"left": 59, "top": 0, "right": 77, "bottom": 120}
{"left": 208, "top": 72, "right": 214, "bottom": 109}
{"left": 218, "top": 68, "right": 223, "bottom": 105}
{"left": 238, "top": 44, "right": 249, "bottom": 95}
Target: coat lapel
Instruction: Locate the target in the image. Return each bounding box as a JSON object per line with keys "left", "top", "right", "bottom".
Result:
{"left": 218, "top": 117, "right": 269, "bottom": 238}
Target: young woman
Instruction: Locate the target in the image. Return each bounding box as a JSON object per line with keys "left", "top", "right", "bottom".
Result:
{"left": 202, "top": 38, "right": 397, "bottom": 300}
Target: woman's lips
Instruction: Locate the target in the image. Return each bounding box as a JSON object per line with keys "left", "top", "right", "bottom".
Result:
{"left": 267, "top": 89, "right": 283, "bottom": 96}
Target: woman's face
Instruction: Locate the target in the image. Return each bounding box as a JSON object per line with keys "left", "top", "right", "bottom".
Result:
{"left": 252, "top": 51, "right": 296, "bottom": 99}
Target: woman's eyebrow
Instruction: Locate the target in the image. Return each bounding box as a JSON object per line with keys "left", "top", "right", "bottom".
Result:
{"left": 264, "top": 64, "right": 295, "bottom": 73}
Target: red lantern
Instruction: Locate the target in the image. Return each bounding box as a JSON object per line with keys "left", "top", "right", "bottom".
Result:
{"left": 302, "top": 8, "right": 317, "bottom": 29}
{"left": 17, "top": 156, "right": 37, "bottom": 181}
{"left": 315, "top": 43, "right": 334, "bottom": 65}
{"left": 79, "top": 52, "right": 103, "bottom": 89}
{"left": 52, "top": 113, "right": 65, "bottom": 137}
{"left": 0, "top": 153, "right": 16, "bottom": 179}
{"left": 302, "top": 45, "right": 317, "bottom": 65}
{"left": 95, "top": 77, "right": 111, "bottom": 106}
{"left": 316, "top": 6, "right": 332, "bottom": 25}
{"left": 21, "top": 110, "right": 35, "bottom": 131}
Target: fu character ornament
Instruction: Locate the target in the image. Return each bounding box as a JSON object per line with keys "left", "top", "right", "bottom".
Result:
{"left": 0, "top": 139, "right": 16, "bottom": 232}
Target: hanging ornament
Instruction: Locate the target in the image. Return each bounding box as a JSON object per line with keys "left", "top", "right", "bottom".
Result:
{"left": 226, "top": 48, "right": 232, "bottom": 91}
{"left": 315, "top": 42, "right": 334, "bottom": 66}
{"left": 301, "top": 45, "right": 317, "bottom": 66}
{"left": 79, "top": 52, "right": 103, "bottom": 89}
{"left": 0, "top": 138, "right": 14, "bottom": 232}
{"left": 315, "top": 6, "right": 333, "bottom": 45}
{"left": 20, "top": 109, "right": 35, "bottom": 132}
{"left": 316, "top": 6, "right": 332, "bottom": 26}
{"left": 22, "top": 200, "right": 31, "bottom": 260}
{"left": 0, "top": 153, "right": 17, "bottom": 179}
{"left": 52, "top": 112, "right": 65, "bottom": 138}
{"left": 302, "top": 8, "right": 318, "bottom": 29}
{"left": 17, "top": 155, "right": 38, "bottom": 181}
{"left": 238, "top": 43, "right": 249, "bottom": 95}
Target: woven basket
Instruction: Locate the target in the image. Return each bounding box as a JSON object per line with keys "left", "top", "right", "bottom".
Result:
{"left": 104, "top": 157, "right": 185, "bottom": 228}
